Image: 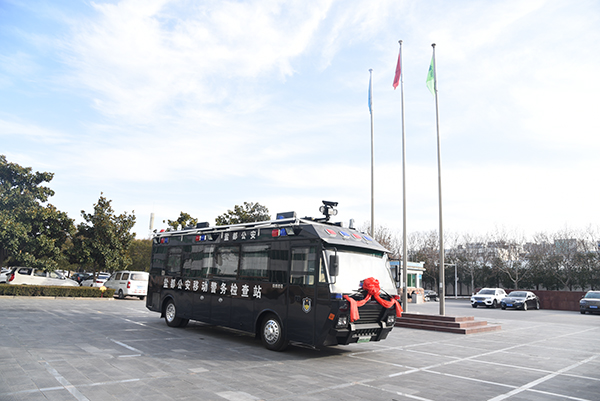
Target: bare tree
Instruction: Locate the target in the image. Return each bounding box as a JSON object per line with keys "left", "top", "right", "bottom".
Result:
{"left": 488, "top": 228, "right": 529, "bottom": 289}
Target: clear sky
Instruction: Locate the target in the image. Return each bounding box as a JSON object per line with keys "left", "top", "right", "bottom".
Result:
{"left": 2, "top": 0, "right": 599, "bottom": 240}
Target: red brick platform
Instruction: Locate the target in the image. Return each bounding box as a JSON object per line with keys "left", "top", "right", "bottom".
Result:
{"left": 395, "top": 312, "right": 501, "bottom": 334}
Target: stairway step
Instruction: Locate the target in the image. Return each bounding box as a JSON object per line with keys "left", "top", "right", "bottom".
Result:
{"left": 394, "top": 313, "right": 501, "bottom": 334}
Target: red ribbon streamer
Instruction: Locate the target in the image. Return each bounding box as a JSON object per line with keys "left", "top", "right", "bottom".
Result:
{"left": 343, "top": 277, "right": 403, "bottom": 322}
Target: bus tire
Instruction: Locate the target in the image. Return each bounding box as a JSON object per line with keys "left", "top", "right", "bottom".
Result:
{"left": 164, "top": 300, "right": 189, "bottom": 328}
{"left": 260, "top": 314, "right": 288, "bottom": 351}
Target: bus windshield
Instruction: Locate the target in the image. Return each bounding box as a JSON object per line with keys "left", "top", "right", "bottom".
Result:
{"left": 325, "top": 249, "right": 396, "bottom": 295}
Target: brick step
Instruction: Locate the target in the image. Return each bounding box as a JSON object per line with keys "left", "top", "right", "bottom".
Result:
{"left": 395, "top": 313, "right": 501, "bottom": 335}
{"left": 401, "top": 312, "right": 475, "bottom": 323}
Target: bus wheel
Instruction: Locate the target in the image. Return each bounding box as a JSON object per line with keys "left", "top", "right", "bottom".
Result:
{"left": 260, "top": 314, "right": 288, "bottom": 351}
{"left": 164, "top": 300, "right": 189, "bottom": 328}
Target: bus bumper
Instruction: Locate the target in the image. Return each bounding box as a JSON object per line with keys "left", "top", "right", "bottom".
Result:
{"left": 325, "top": 322, "right": 394, "bottom": 346}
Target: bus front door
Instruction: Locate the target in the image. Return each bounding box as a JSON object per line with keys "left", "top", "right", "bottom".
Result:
{"left": 287, "top": 246, "right": 317, "bottom": 345}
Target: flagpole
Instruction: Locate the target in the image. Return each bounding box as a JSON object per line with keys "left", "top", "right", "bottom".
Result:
{"left": 398, "top": 41, "right": 408, "bottom": 312}
{"left": 369, "top": 68, "right": 375, "bottom": 237}
{"left": 431, "top": 43, "right": 445, "bottom": 316}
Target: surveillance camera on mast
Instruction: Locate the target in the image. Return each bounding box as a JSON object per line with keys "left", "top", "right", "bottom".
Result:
{"left": 319, "top": 200, "right": 338, "bottom": 221}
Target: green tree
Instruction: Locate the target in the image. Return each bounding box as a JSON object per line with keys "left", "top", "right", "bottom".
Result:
{"left": 71, "top": 194, "right": 136, "bottom": 274}
{"left": 215, "top": 202, "right": 270, "bottom": 225}
{"left": 128, "top": 238, "right": 152, "bottom": 272}
{"left": 0, "top": 155, "right": 74, "bottom": 269}
{"left": 163, "top": 212, "right": 198, "bottom": 231}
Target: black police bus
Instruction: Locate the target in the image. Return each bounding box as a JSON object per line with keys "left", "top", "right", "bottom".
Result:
{"left": 146, "top": 202, "right": 401, "bottom": 351}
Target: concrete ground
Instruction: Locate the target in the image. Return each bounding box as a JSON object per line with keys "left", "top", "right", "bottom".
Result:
{"left": 0, "top": 296, "right": 599, "bottom": 401}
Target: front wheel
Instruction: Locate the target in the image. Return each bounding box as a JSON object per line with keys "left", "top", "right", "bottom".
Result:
{"left": 523, "top": 302, "right": 528, "bottom": 311}
{"left": 260, "top": 314, "right": 288, "bottom": 351}
{"left": 164, "top": 300, "right": 189, "bottom": 328}
{"left": 472, "top": 304, "right": 477, "bottom": 308}
{"left": 492, "top": 300, "right": 498, "bottom": 308}
{"left": 581, "top": 310, "right": 586, "bottom": 314}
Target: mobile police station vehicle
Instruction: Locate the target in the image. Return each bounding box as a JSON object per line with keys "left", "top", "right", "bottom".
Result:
{"left": 147, "top": 201, "right": 402, "bottom": 351}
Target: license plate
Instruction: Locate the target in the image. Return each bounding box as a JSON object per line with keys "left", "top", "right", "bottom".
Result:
{"left": 507, "top": 304, "right": 513, "bottom": 307}
{"left": 357, "top": 337, "right": 371, "bottom": 343}
{"left": 590, "top": 305, "right": 598, "bottom": 309}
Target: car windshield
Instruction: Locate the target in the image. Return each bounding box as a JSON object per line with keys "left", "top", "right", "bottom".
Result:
{"left": 585, "top": 292, "right": 600, "bottom": 299}
{"left": 508, "top": 291, "right": 527, "bottom": 297}
{"left": 478, "top": 289, "right": 495, "bottom": 295}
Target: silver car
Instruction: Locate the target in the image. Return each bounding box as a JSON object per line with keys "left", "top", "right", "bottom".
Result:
{"left": 6, "top": 267, "right": 79, "bottom": 286}
{"left": 580, "top": 291, "right": 600, "bottom": 314}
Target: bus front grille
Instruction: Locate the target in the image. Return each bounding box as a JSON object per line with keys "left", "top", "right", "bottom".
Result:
{"left": 354, "top": 305, "right": 383, "bottom": 324}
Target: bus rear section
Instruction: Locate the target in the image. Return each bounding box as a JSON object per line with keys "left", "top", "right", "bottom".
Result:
{"left": 146, "top": 208, "right": 401, "bottom": 351}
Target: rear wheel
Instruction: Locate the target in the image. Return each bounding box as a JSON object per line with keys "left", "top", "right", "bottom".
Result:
{"left": 117, "top": 289, "right": 124, "bottom": 299}
{"left": 138, "top": 296, "right": 145, "bottom": 301}
{"left": 260, "top": 314, "right": 288, "bottom": 351}
{"left": 164, "top": 300, "right": 189, "bottom": 328}
{"left": 535, "top": 301, "right": 540, "bottom": 310}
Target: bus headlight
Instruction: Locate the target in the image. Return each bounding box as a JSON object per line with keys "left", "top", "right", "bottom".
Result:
{"left": 336, "top": 315, "right": 348, "bottom": 329}
{"left": 386, "top": 315, "right": 396, "bottom": 326}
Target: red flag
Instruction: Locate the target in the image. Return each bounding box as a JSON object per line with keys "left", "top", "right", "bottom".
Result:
{"left": 393, "top": 51, "right": 401, "bottom": 89}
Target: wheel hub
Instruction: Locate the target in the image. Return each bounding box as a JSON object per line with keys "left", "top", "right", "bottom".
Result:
{"left": 263, "top": 320, "right": 280, "bottom": 344}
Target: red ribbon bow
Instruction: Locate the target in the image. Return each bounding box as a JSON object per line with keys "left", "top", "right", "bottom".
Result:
{"left": 343, "top": 277, "right": 403, "bottom": 322}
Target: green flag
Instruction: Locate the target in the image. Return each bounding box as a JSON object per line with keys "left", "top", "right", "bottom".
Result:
{"left": 426, "top": 55, "right": 435, "bottom": 95}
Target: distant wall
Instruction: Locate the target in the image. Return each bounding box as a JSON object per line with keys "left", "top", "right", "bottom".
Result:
{"left": 533, "top": 290, "right": 587, "bottom": 311}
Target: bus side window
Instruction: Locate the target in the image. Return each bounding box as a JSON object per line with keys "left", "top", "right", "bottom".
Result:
{"left": 213, "top": 246, "right": 239, "bottom": 278}
{"left": 269, "top": 242, "right": 289, "bottom": 284}
{"left": 186, "top": 245, "right": 214, "bottom": 278}
{"left": 318, "top": 258, "right": 328, "bottom": 284}
{"left": 182, "top": 245, "right": 192, "bottom": 276}
{"left": 291, "top": 247, "right": 316, "bottom": 286}
{"left": 151, "top": 246, "right": 167, "bottom": 274}
{"left": 166, "top": 247, "right": 182, "bottom": 276}
{"left": 240, "top": 244, "right": 269, "bottom": 280}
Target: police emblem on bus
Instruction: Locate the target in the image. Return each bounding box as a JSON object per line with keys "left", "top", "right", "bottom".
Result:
{"left": 302, "top": 297, "right": 312, "bottom": 313}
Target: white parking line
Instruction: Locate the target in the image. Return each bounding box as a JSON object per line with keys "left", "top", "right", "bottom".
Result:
{"left": 487, "top": 354, "right": 599, "bottom": 401}
{"left": 110, "top": 338, "right": 143, "bottom": 353}
{"left": 41, "top": 361, "right": 90, "bottom": 401}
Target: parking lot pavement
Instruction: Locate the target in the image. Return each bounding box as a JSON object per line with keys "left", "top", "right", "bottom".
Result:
{"left": 1, "top": 296, "right": 599, "bottom": 401}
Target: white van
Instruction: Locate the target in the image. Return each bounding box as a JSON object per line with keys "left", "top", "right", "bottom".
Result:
{"left": 105, "top": 271, "right": 149, "bottom": 300}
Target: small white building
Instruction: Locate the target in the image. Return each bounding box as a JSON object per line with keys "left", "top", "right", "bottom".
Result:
{"left": 389, "top": 260, "right": 425, "bottom": 292}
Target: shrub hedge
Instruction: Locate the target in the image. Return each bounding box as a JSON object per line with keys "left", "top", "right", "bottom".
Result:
{"left": 0, "top": 284, "right": 115, "bottom": 298}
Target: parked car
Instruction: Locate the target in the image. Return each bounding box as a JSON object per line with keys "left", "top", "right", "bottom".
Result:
{"left": 80, "top": 272, "right": 110, "bottom": 287}
{"left": 104, "top": 271, "right": 149, "bottom": 300}
{"left": 471, "top": 288, "right": 507, "bottom": 308}
{"left": 500, "top": 291, "right": 540, "bottom": 310}
{"left": 0, "top": 267, "right": 10, "bottom": 283}
{"left": 6, "top": 267, "right": 79, "bottom": 286}
{"left": 579, "top": 290, "right": 600, "bottom": 314}
{"left": 70, "top": 272, "right": 92, "bottom": 284}
{"left": 424, "top": 289, "right": 438, "bottom": 301}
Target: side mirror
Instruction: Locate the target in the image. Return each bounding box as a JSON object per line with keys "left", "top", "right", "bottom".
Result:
{"left": 329, "top": 254, "right": 339, "bottom": 277}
